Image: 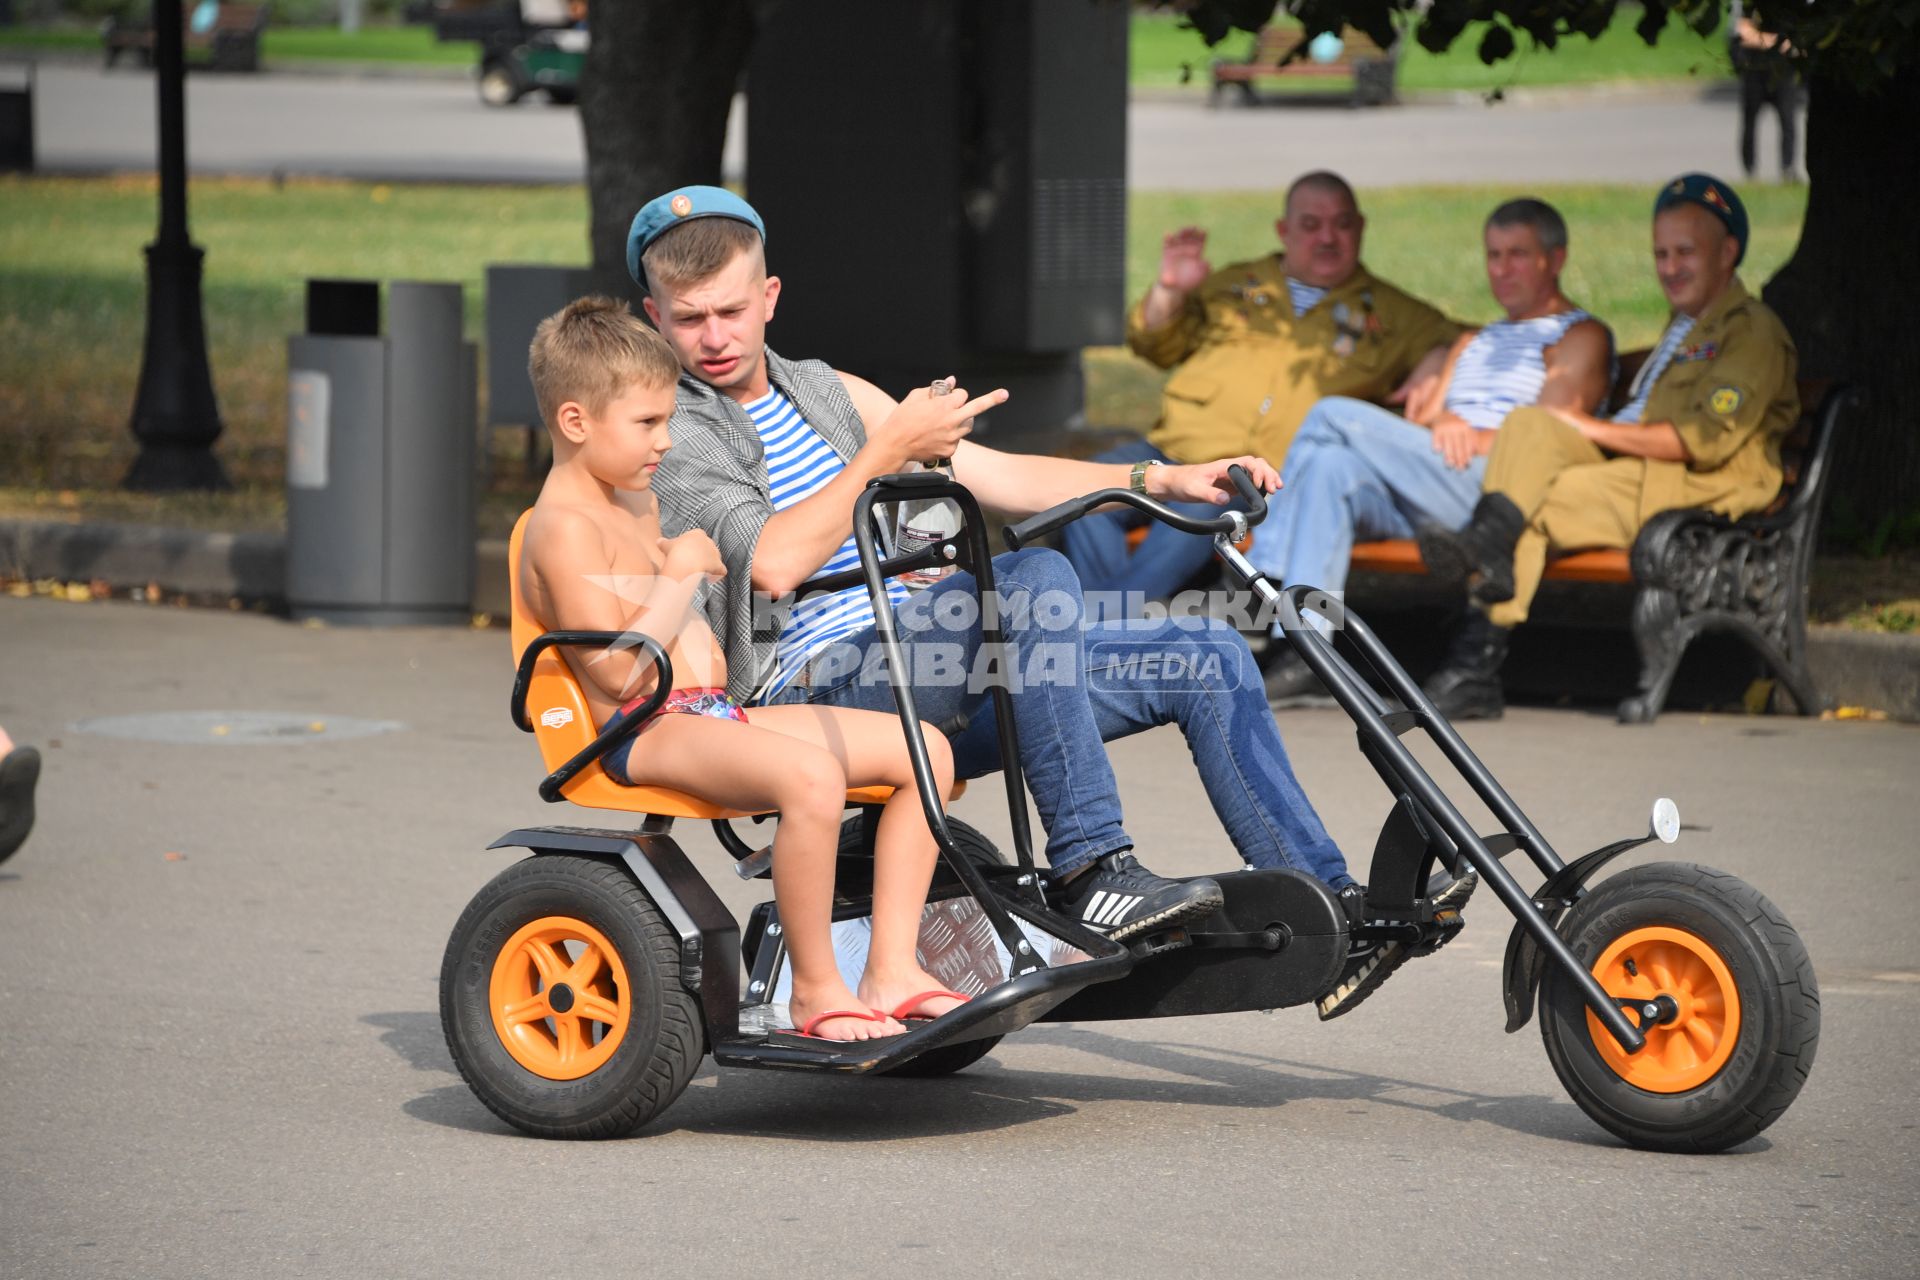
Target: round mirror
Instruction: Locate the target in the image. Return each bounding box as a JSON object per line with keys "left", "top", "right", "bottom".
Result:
{"left": 1651, "top": 797, "right": 1680, "bottom": 845}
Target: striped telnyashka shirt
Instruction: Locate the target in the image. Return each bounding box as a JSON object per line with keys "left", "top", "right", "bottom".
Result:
{"left": 749, "top": 387, "right": 909, "bottom": 701}
{"left": 1285, "top": 277, "right": 1329, "bottom": 317}
{"left": 1614, "top": 313, "right": 1698, "bottom": 425}
{"left": 1445, "top": 308, "right": 1596, "bottom": 429}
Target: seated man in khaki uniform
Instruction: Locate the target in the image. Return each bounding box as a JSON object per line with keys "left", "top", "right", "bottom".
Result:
{"left": 1417, "top": 173, "right": 1799, "bottom": 719}
{"left": 1061, "top": 170, "right": 1461, "bottom": 610}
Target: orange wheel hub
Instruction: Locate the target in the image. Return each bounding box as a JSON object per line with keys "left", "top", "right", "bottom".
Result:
{"left": 1585, "top": 925, "right": 1741, "bottom": 1094}
{"left": 488, "top": 916, "right": 632, "bottom": 1080}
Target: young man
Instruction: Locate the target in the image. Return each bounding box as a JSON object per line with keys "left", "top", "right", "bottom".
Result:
{"left": 1060, "top": 171, "right": 1462, "bottom": 606}
{"left": 1418, "top": 174, "right": 1799, "bottom": 719}
{"left": 1255, "top": 198, "right": 1613, "bottom": 703}
{"left": 634, "top": 185, "right": 1461, "bottom": 1015}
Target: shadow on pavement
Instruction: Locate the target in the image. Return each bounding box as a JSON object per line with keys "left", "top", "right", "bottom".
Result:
{"left": 366, "top": 1007, "right": 1770, "bottom": 1152}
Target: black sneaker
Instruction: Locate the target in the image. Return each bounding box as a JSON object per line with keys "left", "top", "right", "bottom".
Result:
{"left": 1316, "top": 871, "right": 1479, "bottom": 1021}
{"left": 1049, "top": 853, "right": 1224, "bottom": 941}
{"left": 1260, "top": 648, "right": 1333, "bottom": 708}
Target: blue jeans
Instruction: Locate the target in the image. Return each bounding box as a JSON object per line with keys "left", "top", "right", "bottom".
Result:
{"left": 763, "top": 547, "right": 1351, "bottom": 889}
{"left": 1058, "top": 440, "right": 1246, "bottom": 620}
{"left": 1248, "top": 397, "right": 1487, "bottom": 634}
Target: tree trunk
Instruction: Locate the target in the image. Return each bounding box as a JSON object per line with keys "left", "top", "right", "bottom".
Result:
{"left": 1762, "top": 69, "right": 1920, "bottom": 542}
{"left": 578, "top": 0, "right": 756, "bottom": 300}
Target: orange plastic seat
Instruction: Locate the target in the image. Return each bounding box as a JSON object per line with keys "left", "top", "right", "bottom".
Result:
{"left": 507, "top": 511, "right": 960, "bottom": 818}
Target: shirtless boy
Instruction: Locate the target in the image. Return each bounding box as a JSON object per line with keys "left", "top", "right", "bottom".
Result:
{"left": 517, "top": 297, "right": 966, "bottom": 1042}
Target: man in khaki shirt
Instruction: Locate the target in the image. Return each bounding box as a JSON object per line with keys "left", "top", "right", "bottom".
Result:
{"left": 1061, "top": 171, "right": 1460, "bottom": 609}
{"left": 1418, "top": 173, "right": 1799, "bottom": 719}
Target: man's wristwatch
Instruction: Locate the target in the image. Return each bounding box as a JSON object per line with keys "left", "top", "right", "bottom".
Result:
{"left": 1129, "top": 458, "right": 1163, "bottom": 496}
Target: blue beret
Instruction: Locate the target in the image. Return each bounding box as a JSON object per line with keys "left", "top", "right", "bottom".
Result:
{"left": 626, "top": 186, "right": 766, "bottom": 287}
{"left": 1654, "top": 173, "right": 1748, "bottom": 266}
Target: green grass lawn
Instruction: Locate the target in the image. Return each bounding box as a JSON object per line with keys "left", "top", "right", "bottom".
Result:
{"left": 2, "top": 172, "right": 1907, "bottom": 621}
{"left": 0, "top": 21, "right": 472, "bottom": 65}
{"left": 7, "top": 7, "right": 1726, "bottom": 87}
{"left": 0, "top": 173, "right": 1807, "bottom": 498}
{"left": 1130, "top": 4, "right": 1732, "bottom": 93}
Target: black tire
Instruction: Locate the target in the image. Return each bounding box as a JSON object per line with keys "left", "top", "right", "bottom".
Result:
{"left": 1539, "top": 861, "right": 1819, "bottom": 1153}
{"left": 826, "top": 814, "right": 1008, "bottom": 1078}
{"left": 478, "top": 60, "right": 524, "bottom": 107}
{"left": 440, "top": 854, "right": 703, "bottom": 1139}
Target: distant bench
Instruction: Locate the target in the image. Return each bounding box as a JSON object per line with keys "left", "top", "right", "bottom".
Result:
{"left": 1210, "top": 25, "right": 1398, "bottom": 108}
{"left": 103, "top": 2, "right": 268, "bottom": 73}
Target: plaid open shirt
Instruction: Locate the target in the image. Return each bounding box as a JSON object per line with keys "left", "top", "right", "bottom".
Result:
{"left": 650, "top": 348, "right": 872, "bottom": 705}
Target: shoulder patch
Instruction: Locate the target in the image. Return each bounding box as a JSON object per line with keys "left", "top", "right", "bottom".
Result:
{"left": 1709, "top": 386, "right": 1743, "bottom": 416}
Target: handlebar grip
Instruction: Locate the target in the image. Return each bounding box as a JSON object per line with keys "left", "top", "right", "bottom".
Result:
{"left": 1005, "top": 492, "right": 1115, "bottom": 551}
{"left": 1225, "top": 463, "right": 1267, "bottom": 523}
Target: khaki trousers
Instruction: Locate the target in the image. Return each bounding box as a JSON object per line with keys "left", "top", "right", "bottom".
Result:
{"left": 1482, "top": 408, "right": 1645, "bottom": 627}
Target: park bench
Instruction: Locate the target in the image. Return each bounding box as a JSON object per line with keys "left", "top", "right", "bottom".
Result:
{"left": 1118, "top": 358, "right": 1854, "bottom": 723}
{"left": 1210, "top": 25, "right": 1398, "bottom": 108}
{"left": 1355, "top": 371, "right": 1852, "bottom": 722}
{"left": 102, "top": 2, "right": 268, "bottom": 74}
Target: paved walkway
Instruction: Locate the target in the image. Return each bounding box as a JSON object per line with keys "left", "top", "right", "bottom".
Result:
{"left": 25, "top": 63, "right": 1777, "bottom": 189}
{"left": 0, "top": 593, "right": 1915, "bottom": 1278}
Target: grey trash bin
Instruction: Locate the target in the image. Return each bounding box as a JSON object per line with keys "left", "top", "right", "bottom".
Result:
{"left": 286, "top": 279, "right": 478, "bottom": 625}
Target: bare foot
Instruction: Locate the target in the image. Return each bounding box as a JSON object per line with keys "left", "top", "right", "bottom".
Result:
{"left": 859, "top": 966, "right": 968, "bottom": 1023}
{"left": 787, "top": 980, "right": 903, "bottom": 1042}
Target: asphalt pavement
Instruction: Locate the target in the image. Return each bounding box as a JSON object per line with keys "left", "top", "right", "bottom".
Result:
{"left": 1, "top": 593, "right": 1916, "bottom": 1278}
{"left": 25, "top": 63, "right": 1776, "bottom": 188}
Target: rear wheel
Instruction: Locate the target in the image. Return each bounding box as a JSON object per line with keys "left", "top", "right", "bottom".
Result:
{"left": 1539, "top": 862, "right": 1819, "bottom": 1153}
{"left": 441, "top": 854, "right": 702, "bottom": 1138}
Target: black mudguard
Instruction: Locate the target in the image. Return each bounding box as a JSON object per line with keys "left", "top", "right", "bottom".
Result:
{"left": 488, "top": 826, "right": 741, "bottom": 1051}
{"left": 1500, "top": 833, "right": 1657, "bottom": 1033}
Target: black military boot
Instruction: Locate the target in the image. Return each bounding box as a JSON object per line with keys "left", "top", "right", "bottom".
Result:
{"left": 1422, "top": 611, "right": 1511, "bottom": 720}
{"left": 1416, "top": 494, "right": 1526, "bottom": 605}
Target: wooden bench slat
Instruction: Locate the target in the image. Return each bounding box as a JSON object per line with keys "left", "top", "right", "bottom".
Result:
{"left": 1349, "top": 540, "right": 1631, "bottom": 583}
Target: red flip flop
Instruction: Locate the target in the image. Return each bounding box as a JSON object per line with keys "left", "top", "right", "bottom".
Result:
{"left": 887, "top": 990, "right": 971, "bottom": 1022}
{"left": 786, "top": 1007, "right": 899, "bottom": 1043}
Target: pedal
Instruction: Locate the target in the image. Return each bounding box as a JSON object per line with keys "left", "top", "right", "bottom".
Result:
{"left": 1407, "top": 907, "right": 1467, "bottom": 958}
{"left": 733, "top": 843, "right": 774, "bottom": 880}
{"left": 1128, "top": 925, "right": 1193, "bottom": 958}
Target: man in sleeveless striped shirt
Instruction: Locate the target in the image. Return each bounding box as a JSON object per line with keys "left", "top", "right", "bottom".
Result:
{"left": 630, "top": 187, "right": 1437, "bottom": 1006}
{"left": 1256, "top": 198, "right": 1613, "bottom": 704}
{"left": 1418, "top": 174, "right": 1799, "bottom": 720}
{"left": 1063, "top": 171, "right": 1462, "bottom": 607}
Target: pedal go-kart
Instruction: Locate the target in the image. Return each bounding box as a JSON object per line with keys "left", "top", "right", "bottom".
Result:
{"left": 440, "top": 468, "right": 1819, "bottom": 1150}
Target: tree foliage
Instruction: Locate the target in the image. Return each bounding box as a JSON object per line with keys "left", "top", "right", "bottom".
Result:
{"left": 1175, "top": 1, "right": 1920, "bottom": 87}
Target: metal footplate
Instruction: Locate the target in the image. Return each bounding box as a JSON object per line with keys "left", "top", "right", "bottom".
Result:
{"left": 715, "top": 890, "right": 1132, "bottom": 1073}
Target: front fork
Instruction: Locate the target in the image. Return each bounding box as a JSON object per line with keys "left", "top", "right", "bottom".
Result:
{"left": 1213, "top": 537, "right": 1650, "bottom": 1055}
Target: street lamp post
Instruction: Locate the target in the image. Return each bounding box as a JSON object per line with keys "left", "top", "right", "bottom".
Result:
{"left": 125, "top": 0, "right": 228, "bottom": 491}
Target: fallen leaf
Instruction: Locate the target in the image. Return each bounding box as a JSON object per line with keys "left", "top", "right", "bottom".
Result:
{"left": 88, "top": 578, "right": 110, "bottom": 599}
{"left": 163, "top": 851, "right": 187, "bottom": 861}
{"left": 6, "top": 582, "right": 29, "bottom": 598}
{"left": 471, "top": 612, "right": 493, "bottom": 629}
{"left": 210, "top": 724, "right": 230, "bottom": 736}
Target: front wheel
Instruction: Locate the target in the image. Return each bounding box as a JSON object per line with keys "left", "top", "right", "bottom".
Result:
{"left": 441, "top": 854, "right": 703, "bottom": 1138}
{"left": 1539, "top": 861, "right": 1819, "bottom": 1153}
